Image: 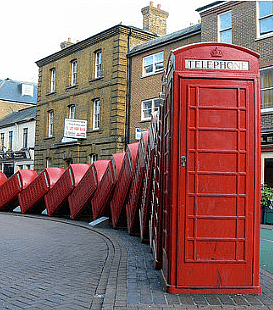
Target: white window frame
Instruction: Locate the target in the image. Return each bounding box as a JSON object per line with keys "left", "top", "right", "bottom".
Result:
{"left": 261, "top": 66, "right": 273, "bottom": 112}
{"left": 1, "top": 133, "right": 4, "bottom": 150}
{"left": 143, "top": 52, "right": 164, "bottom": 77}
{"left": 257, "top": 1, "right": 273, "bottom": 38}
{"left": 218, "top": 11, "right": 232, "bottom": 43}
{"left": 50, "top": 68, "right": 56, "bottom": 93}
{"left": 23, "top": 128, "right": 28, "bottom": 149}
{"left": 68, "top": 104, "right": 76, "bottom": 119}
{"left": 90, "top": 153, "right": 98, "bottom": 164}
{"left": 141, "top": 98, "right": 160, "bottom": 121}
{"left": 48, "top": 110, "right": 54, "bottom": 137}
{"left": 95, "top": 50, "right": 102, "bottom": 78}
{"left": 8, "top": 131, "right": 13, "bottom": 150}
{"left": 71, "top": 60, "right": 77, "bottom": 86}
{"left": 46, "top": 157, "right": 52, "bottom": 168}
{"left": 93, "top": 99, "right": 101, "bottom": 130}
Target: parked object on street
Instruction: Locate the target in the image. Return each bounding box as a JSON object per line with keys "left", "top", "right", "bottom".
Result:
{"left": 68, "top": 160, "right": 109, "bottom": 220}
{"left": 126, "top": 131, "right": 149, "bottom": 235}
{"left": 92, "top": 153, "right": 125, "bottom": 220}
{"left": 0, "top": 172, "right": 7, "bottom": 187}
{"left": 19, "top": 167, "right": 65, "bottom": 214}
{"left": 45, "top": 164, "right": 90, "bottom": 217}
{"left": 160, "top": 42, "right": 261, "bottom": 294}
{"left": 110, "top": 143, "right": 139, "bottom": 229}
{"left": 0, "top": 170, "right": 37, "bottom": 211}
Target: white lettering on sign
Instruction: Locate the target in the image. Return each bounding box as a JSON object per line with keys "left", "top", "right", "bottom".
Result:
{"left": 185, "top": 59, "right": 249, "bottom": 71}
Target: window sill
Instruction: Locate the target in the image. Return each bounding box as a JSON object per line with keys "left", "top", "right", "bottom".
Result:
{"left": 66, "top": 84, "right": 78, "bottom": 90}
{"left": 44, "top": 136, "right": 55, "bottom": 140}
{"left": 46, "top": 91, "right": 57, "bottom": 97}
{"left": 261, "top": 108, "right": 273, "bottom": 114}
{"left": 141, "top": 70, "right": 164, "bottom": 79}
{"left": 256, "top": 32, "right": 273, "bottom": 41}
{"left": 90, "top": 128, "right": 101, "bottom": 133}
{"left": 89, "top": 76, "right": 104, "bottom": 83}
{"left": 140, "top": 119, "right": 151, "bottom": 123}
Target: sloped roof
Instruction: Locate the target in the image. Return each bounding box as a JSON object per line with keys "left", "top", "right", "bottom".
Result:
{"left": 0, "top": 79, "right": 37, "bottom": 104}
{"left": 129, "top": 23, "right": 201, "bottom": 56}
{"left": 0, "top": 106, "right": 36, "bottom": 129}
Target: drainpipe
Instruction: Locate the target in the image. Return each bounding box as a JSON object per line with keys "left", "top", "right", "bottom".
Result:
{"left": 125, "top": 28, "right": 132, "bottom": 148}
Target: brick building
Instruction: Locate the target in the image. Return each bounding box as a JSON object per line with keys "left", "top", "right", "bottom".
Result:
{"left": 196, "top": 0, "right": 273, "bottom": 185}
{"left": 127, "top": 23, "right": 201, "bottom": 143}
{"left": 34, "top": 24, "right": 157, "bottom": 173}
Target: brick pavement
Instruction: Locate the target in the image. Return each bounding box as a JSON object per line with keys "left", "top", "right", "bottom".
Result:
{"left": 0, "top": 213, "right": 273, "bottom": 310}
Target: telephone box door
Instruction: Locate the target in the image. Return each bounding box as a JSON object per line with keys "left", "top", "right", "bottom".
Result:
{"left": 178, "top": 78, "right": 257, "bottom": 289}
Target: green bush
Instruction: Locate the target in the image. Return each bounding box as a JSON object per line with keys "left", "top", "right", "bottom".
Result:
{"left": 261, "top": 185, "right": 273, "bottom": 209}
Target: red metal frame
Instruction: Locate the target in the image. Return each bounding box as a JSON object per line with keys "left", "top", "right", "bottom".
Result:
{"left": 45, "top": 164, "right": 90, "bottom": 217}
{"left": 160, "top": 43, "right": 261, "bottom": 294}
{"left": 110, "top": 143, "right": 139, "bottom": 229}
{"left": 0, "top": 170, "right": 37, "bottom": 212}
{"left": 139, "top": 116, "right": 157, "bottom": 242}
{"left": 91, "top": 153, "right": 125, "bottom": 220}
{"left": 0, "top": 172, "right": 7, "bottom": 187}
{"left": 126, "top": 131, "right": 149, "bottom": 235}
{"left": 150, "top": 103, "right": 164, "bottom": 268}
{"left": 19, "top": 167, "right": 65, "bottom": 214}
{"left": 68, "top": 160, "right": 109, "bottom": 220}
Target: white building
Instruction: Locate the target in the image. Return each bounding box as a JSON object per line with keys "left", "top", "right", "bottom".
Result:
{"left": 0, "top": 107, "right": 36, "bottom": 177}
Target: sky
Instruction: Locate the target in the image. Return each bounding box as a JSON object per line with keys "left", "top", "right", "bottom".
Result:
{"left": 0, "top": 0, "right": 211, "bottom": 83}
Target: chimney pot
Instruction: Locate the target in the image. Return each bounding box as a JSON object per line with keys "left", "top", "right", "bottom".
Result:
{"left": 157, "top": 4, "right": 161, "bottom": 9}
{"left": 150, "top": 1, "right": 154, "bottom": 6}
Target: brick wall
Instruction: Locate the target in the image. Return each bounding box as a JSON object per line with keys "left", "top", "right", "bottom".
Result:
{"left": 34, "top": 26, "right": 156, "bottom": 173}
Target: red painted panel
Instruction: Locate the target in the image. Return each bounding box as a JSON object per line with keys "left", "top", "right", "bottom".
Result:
{"left": 0, "top": 172, "right": 7, "bottom": 187}
{"left": 126, "top": 131, "right": 148, "bottom": 235}
{"left": 0, "top": 170, "right": 37, "bottom": 212}
{"left": 161, "top": 43, "right": 261, "bottom": 294}
{"left": 177, "top": 78, "right": 258, "bottom": 290}
{"left": 68, "top": 160, "right": 109, "bottom": 220}
{"left": 45, "top": 164, "right": 90, "bottom": 217}
{"left": 19, "top": 167, "right": 65, "bottom": 214}
{"left": 92, "top": 153, "right": 126, "bottom": 220}
{"left": 110, "top": 143, "right": 139, "bottom": 229}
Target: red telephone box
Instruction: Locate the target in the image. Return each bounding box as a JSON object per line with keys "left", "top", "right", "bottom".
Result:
{"left": 19, "top": 167, "right": 65, "bottom": 214}
{"left": 126, "top": 131, "right": 148, "bottom": 235}
{"left": 161, "top": 43, "right": 261, "bottom": 294}
{"left": 68, "top": 160, "right": 109, "bottom": 220}
{"left": 0, "top": 170, "right": 37, "bottom": 212}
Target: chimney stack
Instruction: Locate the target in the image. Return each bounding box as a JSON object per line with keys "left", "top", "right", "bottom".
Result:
{"left": 141, "top": 3, "right": 169, "bottom": 36}
{"left": 60, "top": 37, "right": 75, "bottom": 50}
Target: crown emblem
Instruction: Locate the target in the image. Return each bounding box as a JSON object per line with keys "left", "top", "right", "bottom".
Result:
{"left": 210, "top": 47, "right": 223, "bottom": 57}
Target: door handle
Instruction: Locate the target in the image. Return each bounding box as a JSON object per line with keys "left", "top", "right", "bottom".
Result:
{"left": 181, "top": 156, "right": 187, "bottom": 167}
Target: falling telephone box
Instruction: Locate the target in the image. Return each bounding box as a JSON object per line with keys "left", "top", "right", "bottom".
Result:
{"left": 161, "top": 43, "right": 261, "bottom": 294}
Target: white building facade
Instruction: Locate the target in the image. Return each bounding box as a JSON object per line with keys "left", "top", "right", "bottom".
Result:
{"left": 0, "top": 107, "right": 36, "bottom": 177}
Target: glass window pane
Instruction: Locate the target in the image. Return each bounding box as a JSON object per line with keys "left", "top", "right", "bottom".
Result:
{"left": 262, "top": 89, "right": 273, "bottom": 109}
{"left": 154, "top": 99, "right": 160, "bottom": 109}
{"left": 144, "top": 65, "right": 153, "bottom": 74}
{"left": 143, "top": 110, "right": 151, "bottom": 119}
{"left": 143, "top": 101, "right": 152, "bottom": 109}
{"left": 155, "top": 62, "right": 164, "bottom": 71}
{"left": 155, "top": 52, "right": 164, "bottom": 63}
{"left": 144, "top": 56, "right": 153, "bottom": 66}
{"left": 259, "top": 1, "right": 273, "bottom": 18}
{"left": 220, "top": 11, "right": 232, "bottom": 30}
{"left": 260, "top": 16, "right": 273, "bottom": 35}
{"left": 220, "top": 29, "right": 232, "bottom": 43}
{"left": 261, "top": 68, "right": 273, "bottom": 89}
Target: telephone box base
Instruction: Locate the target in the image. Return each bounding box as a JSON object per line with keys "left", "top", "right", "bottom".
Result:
{"left": 162, "top": 276, "right": 262, "bottom": 294}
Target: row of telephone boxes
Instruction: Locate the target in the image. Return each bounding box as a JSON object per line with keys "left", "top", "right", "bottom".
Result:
{"left": 0, "top": 112, "right": 162, "bottom": 260}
